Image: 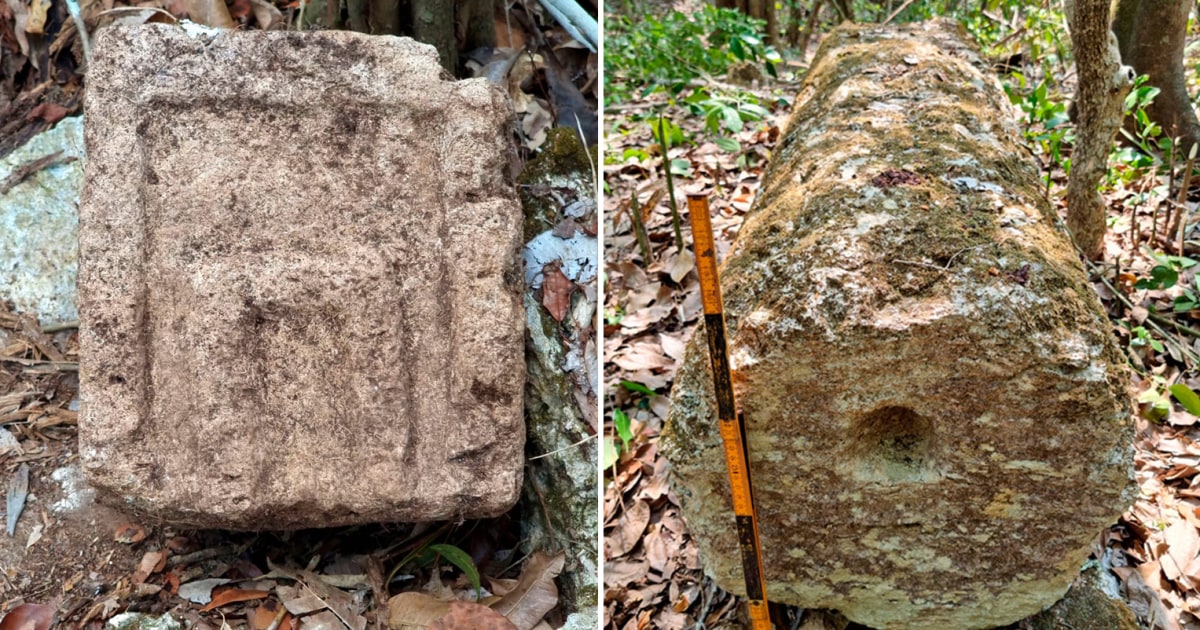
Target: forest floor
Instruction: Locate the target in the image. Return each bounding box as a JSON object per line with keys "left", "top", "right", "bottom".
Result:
{"left": 0, "top": 0, "right": 597, "bottom": 628}
{"left": 602, "top": 8, "right": 1200, "bottom": 630}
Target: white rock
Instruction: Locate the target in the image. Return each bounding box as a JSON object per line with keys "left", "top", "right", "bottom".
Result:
{"left": 0, "top": 116, "right": 83, "bottom": 325}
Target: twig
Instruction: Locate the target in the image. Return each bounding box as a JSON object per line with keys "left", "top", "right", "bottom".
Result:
{"left": 1085, "top": 259, "right": 1200, "bottom": 367}
{"left": 528, "top": 434, "right": 593, "bottom": 460}
{"left": 524, "top": 462, "right": 561, "bottom": 550}
{"left": 40, "top": 320, "right": 78, "bottom": 333}
{"left": 882, "top": 0, "right": 918, "bottom": 25}
{"left": 798, "top": 0, "right": 823, "bottom": 57}
{"left": 0, "top": 357, "right": 77, "bottom": 371}
{"left": 891, "top": 245, "right": 987, "bottom": 272}
{"left": 1147, "top": 311, "right": 1200, "bottom": 340}
{"left": 0, "top": 151, "right": 76, "bottom": 195}
{"left": 1169, "top": 143, "right": 1198, "bottom": 255}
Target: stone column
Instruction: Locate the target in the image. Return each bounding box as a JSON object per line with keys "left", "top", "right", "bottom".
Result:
{"left": 662, "top": 20, "right": 1133, "bottom": 630}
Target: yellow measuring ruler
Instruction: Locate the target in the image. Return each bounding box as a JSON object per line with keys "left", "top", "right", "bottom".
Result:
{"left": 686, "top": 193, "right": 772, "bottom": 630}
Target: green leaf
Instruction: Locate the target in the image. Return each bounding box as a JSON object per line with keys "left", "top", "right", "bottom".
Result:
{"left": 1134, "top": 265, "right": 1179, "bottom": 290}
{"left": 427, "top": 544, "right": 481, "bottom": 600}
{"left": 720, "top": 107, "right": 743, "bottom": 133}
{"left": 621, "top": 380, "right": 656, "bottom": 395}
{"left": 729, "top": 37, "right": 746, "bottom": 60}
{"left": 1171, "top": 384, "right": 1200, "bottom": 415}
{"left": 1139, "top": 387, "right": 1171, "bottom": 422}
{"left": 714, "top": 136, "right": 741, "bottom": 152}
{"left": 613, "top": 408, "right": 633, "bottom": 450}
{"left": 603, "top": 438, "right": 618, "bottom": 468}
{"left": 670, "top": 158, "right": 693, "bottom": 177}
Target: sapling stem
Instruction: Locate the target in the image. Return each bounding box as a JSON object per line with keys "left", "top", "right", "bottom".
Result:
{"left": 658, "top": 111, "right": 685, "bottom": 252}
{"left": 630, "top": 191, "right": 654, "bottom": 266}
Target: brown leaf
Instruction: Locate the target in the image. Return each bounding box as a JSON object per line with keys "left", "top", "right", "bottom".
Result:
{"left": 0, "top": 604, "right": 54, "bottom": 630}
{"left": 387, "top": 591, "right": 451, "bottom": 629}
{"left": 252, "top": 600, "right": 292, "bottom": 630}
{"left": 227, "top": 0, "right": 251, "bottom": 21}
{"left": 431, "top": 603, "right": 517, "bottom": 630}
{"left": 114, "top": 522, "right": 147, "bottom": 544}
{"left": 246, "top": 0, "right": 282, "bottom": 28}
{"left": 488, "top": 552, "right": 564, "bottom": 630}
{"left": 606, "top": 500, "right": 650, "bottom": 558}
{"left": 25, "top": 102, "right": 67, "bottom": 125}
{"left": 667, "top": 250, "right": 694, "bottom": 284}
{"left": 201, "top": 587, "right": 271, "bottom": 612}
{"left": 541, "top": 264, "right": 575, "bottom": 322}
{"left": 183, "top": 0, "right": 234, "bottom": 28}
{"left": 297, "top": 610, "right": 345, "bottom": 630}
{"left": 24, "top": 0, "right": 49, "bottom": 34}
{"left": 132, "top": 549, "right": 168, "bottom": 584}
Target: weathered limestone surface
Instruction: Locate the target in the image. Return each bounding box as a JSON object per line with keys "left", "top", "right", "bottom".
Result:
{"left": 662, "top": 20, "right": 1134, "bottom": 630}
{"left": 80, "top": 25, "right": 525, "bottom": 529}
{"left": 0, "top": 117, "right": 83, "bottom": 326}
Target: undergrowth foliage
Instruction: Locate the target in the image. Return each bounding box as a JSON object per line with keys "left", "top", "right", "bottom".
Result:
{"left": 604, "top": 6, "right": 782, "bottom": 104}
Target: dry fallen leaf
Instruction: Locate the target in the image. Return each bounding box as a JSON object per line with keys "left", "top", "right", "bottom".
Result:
{"left": 179, "top": 578, "right": 231, "bottom": 604}
{"left": 0, "top": 603, "right": 54, "bottom": 630}
{"left": 24, "top": 0, "right": 49, "bottom": 34}
{"left": 132, "top": 549, "right": 168, "bottom": 584}
{"left": 252, "top": 600, "right": 292, "bottom": 630}
{"left": 541, "top": 263, "right": 575, "bottom": 322}
{"left": 265, "top": 561, "right": 366, "bottom": 629}
{"left": 387, "top": 591, "right": 452, "bottom": 630}
{"left": 183, "top": 0, "right": 234, "bottom": 28}
{"left": 202, "top": 587, "right": 272, "bottom": 612}
{"left": 113, "top": 522, "right": 147, "bottom": 544}
{"left": 668, "top": 249, "right": 694, "bottom": 284}
{"left": 607, "top": 500, "right": 651, "bottom": 558}
{"left": 6, "top": 463, "right": 29, "bottom": 535}
{"left": 488, "top": 552, "right": 565, "bottom": 630}
{"left": 246, "top": 0, "right": 282, "bottom": 29}
{"left": 431, "top": 603, "right": 517, "bottom": 630}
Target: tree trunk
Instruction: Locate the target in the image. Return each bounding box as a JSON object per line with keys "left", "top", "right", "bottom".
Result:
{"left": 798, "top": 0, "right": 824, "bottom": 56}
{"left": 830, "top": 0, "right": 854, "bottom": 23}
{"left": 411, "top": 0, "right": 457, "bottom": 72}
{"left": 765, "top": 0, "right": 777, "bottom": 46}
{"left": 1066, "top": 0, "right": 1135, "bottom": 259}
{"left": 459, "top": 0, "right": 496, "bottom": 53}
{"left": 1115, "top": 0, "right": 1200, "bottom": 154}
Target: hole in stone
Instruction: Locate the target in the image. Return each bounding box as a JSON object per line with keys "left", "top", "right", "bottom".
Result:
{"left": 848, "top": 405, "right": 937, "bottom": 482}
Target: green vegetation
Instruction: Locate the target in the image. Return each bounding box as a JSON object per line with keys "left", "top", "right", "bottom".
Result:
{"left": 605, "top": 5, "right": 781, "bottom": 104}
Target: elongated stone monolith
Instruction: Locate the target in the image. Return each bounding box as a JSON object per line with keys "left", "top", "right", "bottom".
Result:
{"left": 662, "top": 20, "right": 1133, "bottom": 630}
{"left": 80, "top": 24, "right": 524, "bottom": 529}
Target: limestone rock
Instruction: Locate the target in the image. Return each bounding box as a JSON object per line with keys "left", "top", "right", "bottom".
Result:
{"left": 519, "top": 128, "right": 599, "bottom": 615}
{"left": 0, "top": 116, "right": 83, "bottom": 326}
{"left": 79, "top": 25, "right": 524, "bottom": 529}
{"left": 1025, "top": 564, "right": 1140, "bottom": 630}
{"left": 661, "top": 20, "right": 1133, "bottom": 630}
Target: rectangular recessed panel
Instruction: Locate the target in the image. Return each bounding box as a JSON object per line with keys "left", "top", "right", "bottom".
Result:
{"left": 79, "top": 25, "right": 525, "bottom": 529}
